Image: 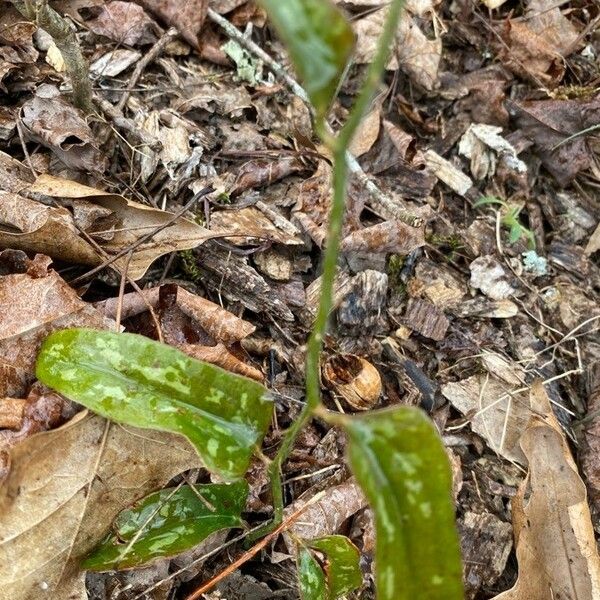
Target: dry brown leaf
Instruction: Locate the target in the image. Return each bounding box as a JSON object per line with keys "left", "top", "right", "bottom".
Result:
{"left": 498, "top": 20, "right": 564, "bottom": 88}
{"left": 210, "top": 206, "right": 304, "bottom": 246}
{"left": 0, "top": 191, "right": 100, "bottom": 265}
{"left": 442, "top": 367, "right": 529, "bottom": 465}
{"left": 229, "top": 157, "right": 304, "bottom": 197}
{"left": 353, "top": 7, "right": 442, "bottom": 90}
{"left": 508, "top": 97, "right": 600, "bottom": 186}
{"left": 137, "top": 0, "right": 208, "bottom": 49}
{"left": 348, "top": 103, "right": 381, "bottom": 157}
{"left": 155, "top": 284, "right": 263, "bottom": 381}
{"left": 19, "top": 85, "right": 106, "bottom": 173}
{"left": 0, "top": 413, "right": 200, "bottom": 600}
{"left": 525, "top": 0, "right": 580, "bottom": 57}
{"left": 492, "top": 381, "right": 600, "bottom": 600}
{"left": 0, "top": 254, "right": 113, "bottom": 397}
{"left": 284, "top": 479, "right": 367, "bottom": 552}
{"left": 28, "top": 174, "right": 213, "bottom": 279}
{"left": 86, "top": 1, "right": 158, "bottom": 46}
{"left": 580, "top": 363, "right": 600, "bottom": 514}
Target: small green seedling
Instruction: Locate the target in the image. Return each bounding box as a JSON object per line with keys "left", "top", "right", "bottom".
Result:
{"left": 474, "top": 196, "right": 535, "bottom": 249}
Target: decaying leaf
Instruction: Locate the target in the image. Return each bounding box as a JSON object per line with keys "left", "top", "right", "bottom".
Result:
{"left": 492, "top": 382, "right": 600, "bottom": 600}
{"left": 137, "top": 0, "right": 208, "bottom": 50}
{"left": 28, "top": 174, "right": 213, "bottom": 279}
{"left": 0, "top": 254, "right": 112, "bottom": 397}
{"left": 441, "top": 358, "right": 529, "bottom": 465}
{"left": 156, "top": 284, "right": 263, "bottom": 380}
{"left": 507, "top": 96, "right": 600, "bottom": 186}
{"left": 0, "top": 413, "right": 200, "bottom": 600}
{"left": 86, "top": 1, "right": 158, "bottom": 45}
{"left": 19, "top": 85, "right": 106, "bottom": 173}
{"left": 285, "top": 480, "right": 367, "bottom": 550}
{"left": 0, "top": 191, "right": 100, "bottom": 265}
{"left": 353, "top": 7, "right": 442, "bottom": 90}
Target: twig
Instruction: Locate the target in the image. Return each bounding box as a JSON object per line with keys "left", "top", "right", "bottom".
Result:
{"left": 206, "top": 8, "right": 422, "bottom": 227}
{"left": 116, "top": 27, "right": 179, "bottom": 112}
{"left": 14, "top": 0, "right": 93, "bottom": 112}
{"left": 184, "top": 491, "right": 326, "bottom": 600}
{"left": 69, "top": 186, "right": 214, "bottom": 285}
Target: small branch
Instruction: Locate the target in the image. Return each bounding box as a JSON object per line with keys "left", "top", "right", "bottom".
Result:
{"left": 206, "top": 7, "right": 421, "bottom": 226}
{"left": 15, "top": 0, "right": 93, "bottom": 113}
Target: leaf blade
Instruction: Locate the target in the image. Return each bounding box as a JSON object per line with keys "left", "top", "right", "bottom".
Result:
{"left": 308, "top": 535, "right": 362, "bottom": 599}
{"left": 260, "top": 0, "right": 355, "bottom": 118}
{"left": 298, "top": 546, "right": 328, "bottom": 600}
{"left": 344, "top": 407, "right": 463, "bottom": 600}
{"left": 36, "top": 329, "right": 272, "bottom": 480}
{"left": 83, "top": 481, "right": 248, "bottom": 571}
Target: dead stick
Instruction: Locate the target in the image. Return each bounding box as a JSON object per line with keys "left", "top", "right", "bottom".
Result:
{"left": 185, "top": 491, "right": 325, "bottom": 600}
{"left": 206, "top": 8, "right": 422, "bottom": 227}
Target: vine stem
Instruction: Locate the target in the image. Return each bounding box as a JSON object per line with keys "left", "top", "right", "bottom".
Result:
{"left": 252, "top": 0, "right": 406, "bottom": 541}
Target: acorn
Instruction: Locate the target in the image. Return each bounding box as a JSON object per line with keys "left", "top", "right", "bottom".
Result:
{"left": 322, "top": 354, "right": 382, "bottom": 411}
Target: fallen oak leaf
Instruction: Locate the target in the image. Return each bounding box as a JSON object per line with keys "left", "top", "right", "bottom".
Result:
{"left": 492, "top": 381, "right": 600, "bottom": 600}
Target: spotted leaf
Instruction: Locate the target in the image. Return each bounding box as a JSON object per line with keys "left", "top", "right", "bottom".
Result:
{"left": 84, "top": 481, "right": 248, "bottom": 571}
{"left": 36, "top": 329, "right": 272, "bottom": 480}
{"left": 344, "top": 407, "right": 463, "bottom": 600}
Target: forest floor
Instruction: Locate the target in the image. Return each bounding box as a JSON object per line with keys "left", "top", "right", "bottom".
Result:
{"left": 0, "top": 0, "right": 599, "bottom": 599}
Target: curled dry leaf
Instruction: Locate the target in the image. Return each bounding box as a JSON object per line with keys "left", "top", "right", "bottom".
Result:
{"left": 86, "top": 1, "right": 158, "bottom": 46}
{"left": 285, "top": 480, "right": 367, "bottom": 552}
{"left": 28, "top": 174, "right": 214, "bottom": 279}
{"left": 0, "top": 191, "right": 100, "bottom": 265}
{"left": 19, "top": 85, "right": 106, "bottom": 173}
{"left": 0, "top": 253, "right": 112, "bottom": 398}
{"left": 0, "top": 413, "right": 200, "bottom": 600}
{"left": 323, "top": 354, "right": 382, "bottom": 411}
{"left": 137, "top": 0, "right": 208, "bottom": 50}
{"left": 156, "top": 284, "right": 263, "bottom": 381}
{"left": 507, "top": 97, "right": 600, "bottom": 186}
{"left": 492, "top": 381, "right": 600, "bottom": 600}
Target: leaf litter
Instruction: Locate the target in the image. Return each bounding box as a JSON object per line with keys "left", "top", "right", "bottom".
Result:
{"left": 0, "top": 0, "right": 599, "bottom": 598}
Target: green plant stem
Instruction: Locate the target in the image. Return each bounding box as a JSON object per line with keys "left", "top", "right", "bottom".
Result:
{"left": 252, "top": 0, "right": 406, "bottom": 542}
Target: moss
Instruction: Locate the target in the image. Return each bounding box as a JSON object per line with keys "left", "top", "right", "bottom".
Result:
{"left": 179, "top": 250, "right": 202, "bottom": 283}
{"left": 387, "top": 254, "right": 406, "bottom": 292}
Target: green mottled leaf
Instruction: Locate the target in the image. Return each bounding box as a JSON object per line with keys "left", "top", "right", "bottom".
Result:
{"left": 344, "top": 407, "right": 463, "bottom": 600}
{"left": 308, "top": 535, "right": 362, "bottom": 599}
{"left": 84, "top": 481, "right": 248, "bottom": 571}
{"left": 298, "top": 546, "right": 327, "bottom": 600}
{"left": 36, "top": 329, "right": 272, "bottom": 480}
{"left": 260, "top": 0, "right": 354, "bottom": 118}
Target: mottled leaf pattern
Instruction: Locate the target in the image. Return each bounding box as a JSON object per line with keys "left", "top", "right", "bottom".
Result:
{"left": 305, "top": 535, "right": 362, "bottom": 599}
{"left": 84, "top": 481, "right": 248, "bottom": 571}
{"left": 36, "top": 329, "right": 272, "bottom": 480}
{"left": 298, "top": 545, "right": 328, "bottom": 600}
{"left": 345, "top": 407, "right": 463, "bottom": 600}
{"left": 259, "top": 0, "right": 355, "bottom": 118}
